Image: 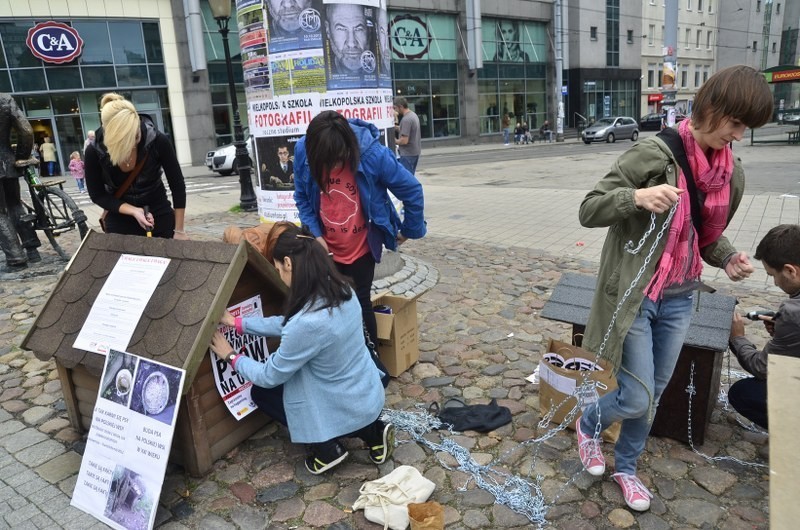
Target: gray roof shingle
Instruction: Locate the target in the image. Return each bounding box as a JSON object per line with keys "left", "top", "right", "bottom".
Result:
{"left": 541, "top": 272, "right": 736, "bottom": 351}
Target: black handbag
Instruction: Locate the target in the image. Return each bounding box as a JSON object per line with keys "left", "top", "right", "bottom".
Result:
{"left": 364, "top": 324, "right": 390, "bottom": 388}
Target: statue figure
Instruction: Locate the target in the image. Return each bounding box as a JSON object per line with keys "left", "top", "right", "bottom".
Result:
{"left": 0, "top": 93, "right": 40, "bottom": 272}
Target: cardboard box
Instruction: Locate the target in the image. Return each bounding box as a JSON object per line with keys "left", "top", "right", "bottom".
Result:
{"left": 371, "top": 293, "right": 420, "bottom": 377}
{"left": 539, "top": 339, "right": 620, "bottom": 443}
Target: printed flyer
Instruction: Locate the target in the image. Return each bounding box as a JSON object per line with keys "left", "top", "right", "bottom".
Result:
{"left": 210, "top": 295, "right": 270, "bottom": 420}
{"left": 73, "top": 255, "right": 170, "bottom": 356}
{"left": 72, "top": 349, "right": 186, "bottom": 530}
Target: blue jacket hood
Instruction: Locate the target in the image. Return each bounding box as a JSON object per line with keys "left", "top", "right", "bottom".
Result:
{"left": 348, "top": 118, "right": 381, "bottom": 154}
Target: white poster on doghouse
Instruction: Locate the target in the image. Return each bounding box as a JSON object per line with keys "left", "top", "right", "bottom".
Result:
{"left": 209, "top": 295, "right": 271, "bottom": 420}
{"left": 71, "top": 349, "right": 186, "bottom": 530}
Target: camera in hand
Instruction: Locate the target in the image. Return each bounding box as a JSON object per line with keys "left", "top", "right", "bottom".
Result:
{"left": 745, "top": 310, "right": 776, "bottom": 321}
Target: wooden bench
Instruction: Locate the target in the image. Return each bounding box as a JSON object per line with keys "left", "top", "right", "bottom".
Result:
{"left": 541, "top": 272, "right": 737, "bottom": 445}
{"left": 787, "top": 130, "right": 800, "bottom": 144}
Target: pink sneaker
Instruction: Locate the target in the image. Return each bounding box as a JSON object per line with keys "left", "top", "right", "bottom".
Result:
{"left": 575, "top": 418, "right": 605, "bottom": 476}
{"left": 612, "top": 472, "right": 653, "bottom": 511}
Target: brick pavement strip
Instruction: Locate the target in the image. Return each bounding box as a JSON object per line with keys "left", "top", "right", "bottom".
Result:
{"left": 0, "top": 215, "right": 777, "bottom": 528}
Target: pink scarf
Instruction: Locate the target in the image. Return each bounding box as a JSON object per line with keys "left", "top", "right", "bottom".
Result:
{"left": 644, "top": 120, "right": 733, "bottom": 300}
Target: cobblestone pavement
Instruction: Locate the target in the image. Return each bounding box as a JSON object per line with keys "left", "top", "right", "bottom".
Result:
{"left": 0, "top": 206, "right": 777, "bottom": 529}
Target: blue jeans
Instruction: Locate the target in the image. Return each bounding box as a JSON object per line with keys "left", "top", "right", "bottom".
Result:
{"left": 503, "top": 128, "right": 510, "bottom": 144}
{"left": 580, "top": 292, "right": 694, "bottom": 474}
{"left": 398, "top": 155, "right": 419, "bottom": 175}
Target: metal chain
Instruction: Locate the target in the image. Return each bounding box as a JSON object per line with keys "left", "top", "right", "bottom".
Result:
{"left": 685, "top": 361, "right": 768, "bottom": 469}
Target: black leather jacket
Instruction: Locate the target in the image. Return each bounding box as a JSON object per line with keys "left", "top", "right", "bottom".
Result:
{"left": 85, "top": 114, "right": 186, "bottom": 212}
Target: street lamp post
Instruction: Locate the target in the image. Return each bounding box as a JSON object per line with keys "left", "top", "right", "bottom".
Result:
{"left": 208, "top": 0, "right": 257, "bottom": 212}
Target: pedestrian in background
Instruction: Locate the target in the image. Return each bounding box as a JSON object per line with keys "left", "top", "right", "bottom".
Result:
{"left": 293, "top": 111, "right": 426, "bottom": 345}
{"left": 209, "top": 225, "right": 394, "bottom": 475}
{"left": 728, "top": 224, "right": 800, "bottom": 430}
{"left": 576, "top": 64, "right": 772, "bottom": 512}
{"left": 40, "top": 136, "right": 57, "bottom": 176}
{"left": 83, "top": 130, "right": 95, "bottom": 153}
{"left": 393, "top": 96, "right": 421, "bottom": 175}
{"left": 68, "top": 151, "right": 85, "bottom": 193}
{"left": 502, "top": 113, "right": 511, "bottom": 145}
{"left": 85, "top": 93, "right": 188, "bottom": 239}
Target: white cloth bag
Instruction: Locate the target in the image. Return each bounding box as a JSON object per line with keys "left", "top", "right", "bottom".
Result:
{"left": 352, "top": 465, "right": 436, "bottom": 530}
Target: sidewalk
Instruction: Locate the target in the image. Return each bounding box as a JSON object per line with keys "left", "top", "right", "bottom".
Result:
{"left": 0, "top": 141, "right": 784, "bottom": 528}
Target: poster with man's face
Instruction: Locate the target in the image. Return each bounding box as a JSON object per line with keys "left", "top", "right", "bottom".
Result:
{"left": 323, "top": 1, "right": 378, "bottom": 90}
{"left": 266, "top": 0, "right": 324, "bottom": 53}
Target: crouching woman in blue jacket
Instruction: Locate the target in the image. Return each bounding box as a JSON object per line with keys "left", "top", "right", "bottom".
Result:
{"left": 209, "top": 225, "right": 393, "bottom": 474}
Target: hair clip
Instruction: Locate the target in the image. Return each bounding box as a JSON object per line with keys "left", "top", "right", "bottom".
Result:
{"left": 295, "top": 234, "right": 314, "bottom": 240}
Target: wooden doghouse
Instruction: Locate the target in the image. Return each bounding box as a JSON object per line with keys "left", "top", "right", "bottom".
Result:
{"left": 21, "top": 232, "right": 287, "bottom": 476}
{"left": 541, "top": 272, "right": 736, "bottom": 445}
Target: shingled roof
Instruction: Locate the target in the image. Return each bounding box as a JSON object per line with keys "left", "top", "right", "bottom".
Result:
{"left": 541, "top": 272, "right": 736, "bottom": 351}
{"left": 21, "top": 231, "right": 286, "bottom": 389}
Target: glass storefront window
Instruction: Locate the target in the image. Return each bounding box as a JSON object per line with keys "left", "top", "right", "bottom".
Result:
{"left": 52, "top": 95, "right": 79, "bottom": 115}
{"left": 148, "top": 65, "right": 166, "bottom": 86}
{"left": 142, "top": 23, "right": 164, "bottom": 63}
{"left": 116, "top": 65, "right": 150, "bottom": 87}
{"left": 73, "top": 21, "right": 113, "bottom": 65}
{"left": 11, "top": 69, "right": 46, "bottom": 92}
{"left": 109, "top": 22, "right": 147, "bottom": 64}
{"left": 479, "top": 18, "right": 549, "bottom": 135}
{"left": 0, "top": 71, "right": 10, "bottom": 93}
{"left": 0, "top": 22, "right": 39, "bottom": 68}
{"left": 389, "top": 12, "right": 460, "bottom": 140}
{"left": 82, "top": 66, "right": 117, "bottom": 89}
{"left": 46, "top": 67, "right": 83, "bottom": 91}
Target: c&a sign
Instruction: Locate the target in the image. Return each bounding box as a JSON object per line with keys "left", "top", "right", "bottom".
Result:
{"left": 26, "top": 22, "right": 84, "bottom": 64}
{"left": 389, "top": 14, "right": 430, "bottom": 60}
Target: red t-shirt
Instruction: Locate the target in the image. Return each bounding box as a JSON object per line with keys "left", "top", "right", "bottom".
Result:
{"left": 319, "top": 166, "right": 370, "bottom": 264}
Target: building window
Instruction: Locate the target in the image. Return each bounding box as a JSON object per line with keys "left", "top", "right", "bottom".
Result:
{"left": 695, "top": 30, "right": 701, "bottom": 48}
{"left": 685, "top": 28, "right": 691, "bottom": 48}
{"left": 606, "top": 0, "right": 620, "bottom": 67}
{"left": 706, "top": 31, "right": 712, "bottom": 49}
{"left": 479, "top": 18, "right": 547, "bottom": 135}
{"left": 590, "top": 26, "right": 598, "bottom": 40}
{"left": 772, "top": 42, "right": 777, "bottom": 53}
{"left": 709, "top": 0, "right": 713, "bottom": 13}
{"left": 694, "top": 67, "right": 700, "bottom": 87}
{"left": 648, "top": 25, "right": 655, "bottom": 46}
{"left": 627, "top": 30, "right": 634, "bottom": 44}
{"left": 777, "top": 3, "right": 781, "bottom": 14}
{"left": 393, "top": 12, "right": 461, "bottom": 139}
{"left": 680, "top": 66, "right": 688, "bottom": 87}
{"left": 753, "top": 40, "right": 758, "bottom": 52}
{"left": 647, "top": 63, "right": 656, "bottom": 88}
{"left": 703, "top": 65, "right": 710, "bottom": 83}
{"left": 686, "top": 0, "right": 692, "bottom": 10}
{"left": 757, "top": 1, "right": 761, "bottom": 12}
{"left": 698, "top": 0, "right": 703, "bottom": 11}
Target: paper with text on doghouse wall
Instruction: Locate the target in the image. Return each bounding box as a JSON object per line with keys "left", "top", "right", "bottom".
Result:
{"left": 73, "top": 254, "right": 171, "bottom": 355}
{"left": 210, "top": 295, "right": 271, "bottom": 420}
{"left": 72, "top": 348, "right": 186, "bottom": 530}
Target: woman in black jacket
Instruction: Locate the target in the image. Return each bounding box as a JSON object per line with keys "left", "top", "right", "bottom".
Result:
{"left": 85, "top": 93, "right": 187, "bottom": 239}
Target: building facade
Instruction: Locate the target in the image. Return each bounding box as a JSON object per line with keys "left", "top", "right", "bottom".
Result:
{"left": 0, "top": 0, "right": 650, "bottom": 167}
{"left": 565, "top": 0, "right": 642, "bottom": 128}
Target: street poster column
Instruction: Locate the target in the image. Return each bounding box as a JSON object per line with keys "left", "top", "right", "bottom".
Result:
{"left": 237, "top": 0, "right": 394, "bottom": 223}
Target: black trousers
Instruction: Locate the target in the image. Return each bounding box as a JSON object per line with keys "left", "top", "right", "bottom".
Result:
{"left": 250, "top": 385, "right": 381, "bottom": 447}
{"left": 728, "top": 377, "right": 767, "bottom": 429}
{"left": 335, "top": 252, "right": 377, "bottom": 344}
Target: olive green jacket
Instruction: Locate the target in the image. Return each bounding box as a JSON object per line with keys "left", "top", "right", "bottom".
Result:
{"left": 578, "top": 136, "right": 744, "bottom": 374}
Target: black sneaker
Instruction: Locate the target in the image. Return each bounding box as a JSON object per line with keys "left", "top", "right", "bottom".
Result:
{"left": 304, "top": 440, "right": 349, "bottom": 475}
{"left": 368, "top": 422, "right": 395, "bottom": 465}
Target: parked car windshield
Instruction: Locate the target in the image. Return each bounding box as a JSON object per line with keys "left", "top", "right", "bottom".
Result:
{"left": 596, "top": 118, "right": 615, "bottom": 126}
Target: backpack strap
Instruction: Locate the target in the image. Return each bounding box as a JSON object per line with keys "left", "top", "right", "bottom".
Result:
{"left": 656, "top": 127, "right": 702, "bottom": 234}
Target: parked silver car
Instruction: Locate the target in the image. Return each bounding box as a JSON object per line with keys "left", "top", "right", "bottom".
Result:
{"left": 205, "top": 135, "right": 254, "bottom": 176}
{"left": 582, "top": 116, "right": 639, "bottom": 144}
